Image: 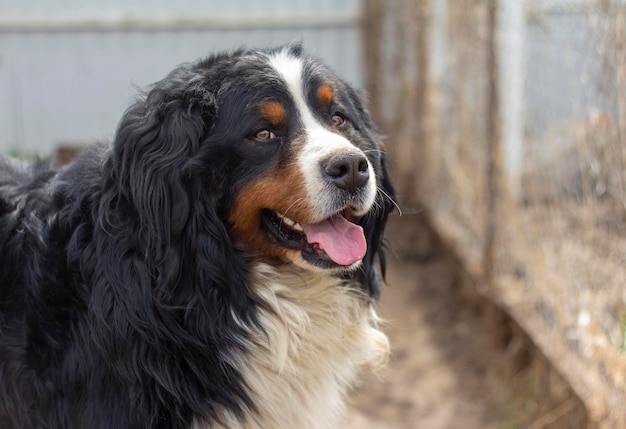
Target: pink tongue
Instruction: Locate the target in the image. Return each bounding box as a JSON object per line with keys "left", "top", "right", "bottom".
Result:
{"left": 301, "top": 216, "right": 367, "bottom": 266}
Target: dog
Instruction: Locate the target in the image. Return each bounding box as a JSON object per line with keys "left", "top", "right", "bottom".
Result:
{"left": 0, "top": 44, "right": 396, "bottom": 429}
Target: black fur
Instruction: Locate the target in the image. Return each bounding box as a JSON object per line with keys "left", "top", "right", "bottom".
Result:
{"left": 0, "top": 45, "right": 395, "bottom": 429}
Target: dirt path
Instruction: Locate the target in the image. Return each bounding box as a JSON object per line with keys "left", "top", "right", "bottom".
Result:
{"left": 345, "top": 216, "right": 518, "bottom": 429}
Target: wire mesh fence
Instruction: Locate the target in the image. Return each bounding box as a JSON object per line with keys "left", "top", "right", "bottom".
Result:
{"left": 364, "top": 1, "right": 626, "bottom": 426}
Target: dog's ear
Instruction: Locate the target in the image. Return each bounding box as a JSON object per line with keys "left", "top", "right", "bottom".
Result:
{"left": 101, "top": 68, "right": 216, "bottom": 260}
{"left": 357, "top": 152, "right": 396, "bottom": 299}
{"left": 91, "top": 68, "right": 258, "bottom": 419}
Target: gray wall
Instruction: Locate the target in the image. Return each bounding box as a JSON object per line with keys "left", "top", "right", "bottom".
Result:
{"left": 0, "top": 0, "right": 363, "bottom": 154}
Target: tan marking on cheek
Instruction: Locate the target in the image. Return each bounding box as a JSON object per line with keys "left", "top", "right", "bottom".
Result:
{"left": 258, "top": 101, "right": 287, "bottom": 127}
{"left": 317, "top": 84, "right": 335, "bottom": 113}
{"left": 227, "top": 158, "right": 315, "bottom": 262}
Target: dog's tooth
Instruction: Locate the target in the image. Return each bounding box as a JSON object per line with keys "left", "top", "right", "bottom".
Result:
{"left": 276, "top": 212, "right": 302, "bottom": 230}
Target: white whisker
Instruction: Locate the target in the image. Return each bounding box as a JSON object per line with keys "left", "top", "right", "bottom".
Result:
{"left": 282, "top": 198, "right": 307, "bottom": 222}
{"left": 361, "top": 149, "right": 385, "bottom": 156}
{"left": 377, "top": 187, "right": 402, "bottom": 216}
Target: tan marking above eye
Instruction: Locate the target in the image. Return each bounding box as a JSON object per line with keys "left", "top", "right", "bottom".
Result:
{"left": 258, "top": 100, "right": 287, "bottom": 127}
{"left": 316, "top": 84, "right": 335, "bottom": 112}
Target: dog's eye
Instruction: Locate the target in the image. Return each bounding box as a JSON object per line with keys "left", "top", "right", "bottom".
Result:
{"left": 254, "top": 129, "right": 276, "bottom": 141}
{"left": 330, "top": 112, "right": 346, "bottom": 128}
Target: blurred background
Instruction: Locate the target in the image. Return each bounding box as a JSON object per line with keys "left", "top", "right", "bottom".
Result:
{"left": 1, "top": 1, "right": 625, "bottom": 428}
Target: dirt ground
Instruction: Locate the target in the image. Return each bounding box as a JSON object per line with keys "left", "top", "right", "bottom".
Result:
{"left": 344, "top": 214, "right": 537, "bottom": 429}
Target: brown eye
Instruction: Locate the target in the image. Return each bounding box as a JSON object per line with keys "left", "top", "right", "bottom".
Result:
{"left": 331, "top": 112, "right": 346, "bottom": 128}
{"left": 254, "top": 129, "right": 276, "bottom": 141}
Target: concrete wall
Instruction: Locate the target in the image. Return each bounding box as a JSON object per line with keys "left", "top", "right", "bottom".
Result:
{"left": 0, "top": 0, "right": 363, "bottom": 153}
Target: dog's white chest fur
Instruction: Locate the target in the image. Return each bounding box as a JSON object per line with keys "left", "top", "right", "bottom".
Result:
{"left": 198, "top": 263, "right": 388, "bottom": 429}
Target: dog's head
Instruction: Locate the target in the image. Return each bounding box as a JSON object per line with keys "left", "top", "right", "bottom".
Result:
{"left": 108, "top": 44, "right": 395, "bottom": 296}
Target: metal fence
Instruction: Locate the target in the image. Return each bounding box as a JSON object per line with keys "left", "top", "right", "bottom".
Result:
{"left": 365, "top": 1, "right": 626, "bottom": 427}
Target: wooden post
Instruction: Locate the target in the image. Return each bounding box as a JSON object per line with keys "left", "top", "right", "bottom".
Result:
{"left": 500, "top": 0, "right": 525, "bottom": 201}
{"left": 413, "top": 0, "right": 431, "bottom": 200}
{"left": 615, "top": 10, "right": 626, "bottom": 221}
{"left": 484, "top": 0, "right": 501, "bottom": 288}
{"left": 362, "top": 0, "right": 385, "bottom": 129}
{"left": 484, "top": 0, "right": 509, "bottom": 349}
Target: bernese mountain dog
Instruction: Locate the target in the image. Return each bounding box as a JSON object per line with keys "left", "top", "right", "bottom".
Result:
{"left": 0, "top": 44, "right": 396, "bottom": 429}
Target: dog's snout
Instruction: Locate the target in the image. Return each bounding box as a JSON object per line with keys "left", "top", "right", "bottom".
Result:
{"left": 323, "top": 152, "right": 370, "bottom": 193}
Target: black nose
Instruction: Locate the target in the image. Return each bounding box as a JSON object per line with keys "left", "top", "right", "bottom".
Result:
{"left": 323, "top": 152, "right": 370, "bottom": 193}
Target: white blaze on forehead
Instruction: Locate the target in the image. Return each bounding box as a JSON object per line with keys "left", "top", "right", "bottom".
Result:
{"left": 267, "top": 50, "right": 319, "bottom": 133}
{"left": 267, "top": 48, "right": 377, "bottom": 219}
{"left": 267, "top": 49, "right": 353, "bottom": 150}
